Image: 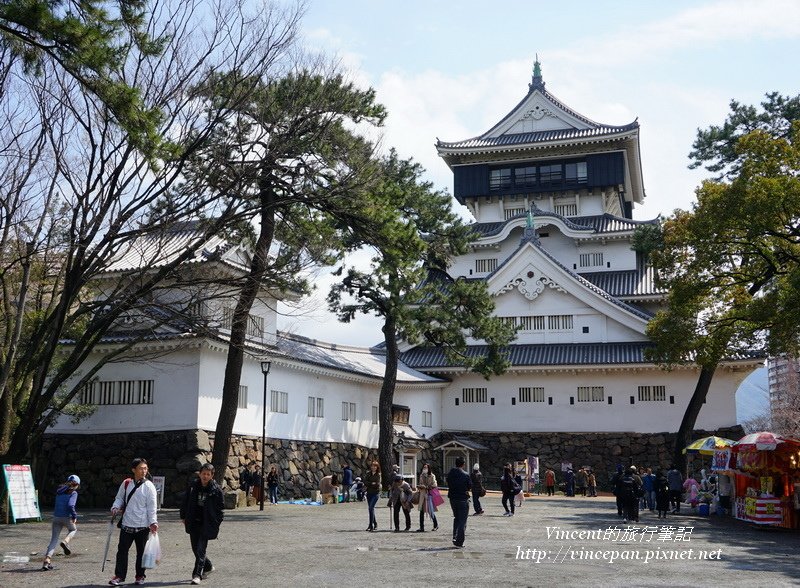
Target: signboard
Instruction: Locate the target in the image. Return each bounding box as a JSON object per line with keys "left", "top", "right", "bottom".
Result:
{"left": 152, "top": 476, "right": 166, "bottom": 509}
{"left": 2, "top": 464, "right": 41, "bottom": 522}
{"left": 711, "top": 449, "right": 731, "bottom": 471}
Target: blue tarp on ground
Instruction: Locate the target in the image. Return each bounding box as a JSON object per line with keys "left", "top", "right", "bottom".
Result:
{"left": 276, "top": 500, "right": 323, "bottom": 506}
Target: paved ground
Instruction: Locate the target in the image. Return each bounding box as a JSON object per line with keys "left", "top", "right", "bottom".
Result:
{"left": 2, "top": 493, "right": 799, "bottom": 587}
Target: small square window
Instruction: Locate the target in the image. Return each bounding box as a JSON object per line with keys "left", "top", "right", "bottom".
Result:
{"left": 582, "top": 326, "right": 589, "bottom": 334}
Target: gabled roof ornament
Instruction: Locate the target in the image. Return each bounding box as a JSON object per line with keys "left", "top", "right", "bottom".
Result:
{"left": 529, "top": 54, "right": 545, "bottom": 93}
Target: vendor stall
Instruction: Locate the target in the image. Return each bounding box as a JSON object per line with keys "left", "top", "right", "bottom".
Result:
{"left": 728, "top": 432, "right": 800, "bottom": 529}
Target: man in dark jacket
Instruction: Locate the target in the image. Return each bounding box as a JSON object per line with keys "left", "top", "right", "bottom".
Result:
{"left": 342, "top": 465, "right": 353, "bottom": 503}
{"left": 446, "top": 456, "right": 472, "bottom": 548}
{"left": 181, "top": 464, "right": 224, "bottom": 585}
{"left": 470, "top": 464, "right": 485, "bottom": 515}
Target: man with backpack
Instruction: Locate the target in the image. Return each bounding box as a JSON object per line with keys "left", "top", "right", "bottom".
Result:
{"left": 615, "top": 466, "right": 643, "bottom": 523}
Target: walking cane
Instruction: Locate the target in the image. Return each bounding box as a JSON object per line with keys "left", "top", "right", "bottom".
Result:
{"left": 101, "top": 513, "right": 117, "bottom": 572}
{"left": 388, "top": 495, "right": 393, "bottom": 531}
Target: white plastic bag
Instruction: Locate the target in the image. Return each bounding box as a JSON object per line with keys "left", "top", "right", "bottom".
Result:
{"left": 142, "top": 532, "right": 162, "bottom": 569}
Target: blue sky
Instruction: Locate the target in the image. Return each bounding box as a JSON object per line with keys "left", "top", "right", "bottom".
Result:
{"left": 276, "top": 0, "right": 795, "bottom": 416}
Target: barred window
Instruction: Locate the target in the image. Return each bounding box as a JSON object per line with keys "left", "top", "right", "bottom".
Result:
{"left": 475, "top": 258, "right": 498, "bottom": 273}
{"left": 548, "top": 315, "right": 573, "bottom": 330}
{"left": 638, "top": 385, "right": 666, "bottom": 402}
{"left": 579, "top": 252, "right": 604, "bottom": 267}
{"left": 422, "top": 410, "right": 432, "bottom": 428}
{"left": 308, "top": 396, "right": 324, "bottom": 418}
{"left": 519, "top": 387, "right": 545, "bottom": 403}
{"left": 462, "top": 387, "right": 488, "bottom": 403}
{"left": 238, "top": 385, "right": 248, "bottom": 409}
{"left": 577, "top": 386, "right": 605, "bottom": 402}
{"left": 518, "top": 316, "right": 546, "bottom": 331}
{"left": 247, "top": 314, "right": 264, "bottom": 338}
{"left": 554, "top": 202, "right": 578, "bottom": 217}
{"left": 342, "top": 401, "right": 356, "bottom": 422}
{"left": 80, "top": 380, "right": 154, "bottom": 405}
{"left": 505, "top": 207, "right": 526, "bottom": 220}
{"left": 271, "top": 390, "right": 288, "bottom": 413}
{"left": 372, "top": 405, "right": 378, "bottom": 425}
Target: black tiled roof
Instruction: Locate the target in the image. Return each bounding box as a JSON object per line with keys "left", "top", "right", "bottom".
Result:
{"left": 578, "top": 265, "right": 661, "bottom": 298}
{"left": 437, "top": 123, "right": 639, "bottom": 150}
{"left": 470, "top": 213, "right": 658, "bottom": 238}
{"left": 401, "top": 342, "right": 657, "bottom": 368}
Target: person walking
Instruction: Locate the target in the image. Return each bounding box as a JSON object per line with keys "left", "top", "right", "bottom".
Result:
{"left": 266, "top": 465, "right": 280, "bottom": 505}
{"left": 388, "top": 475, "right": 412, "bottom": 532}
{"left": 641, "top": 468, "right": 656, "bottom": 511}
{"left": 513, "top": 470, "right": 525, "bottom": 507}
{"left": 470, "top": 464, "right": 485, "bottom": 515}
{"left": 416, "top": 463, "right": 439, "bottom": 532}
{"left": 342, "top": 465, "right": 353, "bottom": 503}
{"left": 364, "top": 461, "right": 381, "bottom": 531}
{"left": 611, "top": 464, "right": 625, "bottom": 518}
{"left": 655, "top": 470, "right": 671, "bottom": 519}
{"left": 500, "top": 463, "right": 517, "bottom": 517}
{"left": 587, "top": 470, "right": 597, "bottom": 497}
{"left": 108, "top": 458, "right": 159, "bottom": 586}
{"left": 180, "top": 463, "right": 224, "bottom": 585}
{"left": 239, "top": 464, "right": 252, "bottom": 506}
{"left": 619, "top": 466, "right": 643, "bottom": 523}
{"left": 545, "top": 467, "right": 556, "bottom": 496}
{"left": 667, "top": 464, "right": 683, "bottom": 514}
{"left": 41, "top": 474, "right": 81, "bottom": 571}
{"left": 565, "top": 468, "right": 575, "bottom": 496}
{"left": 446, "top": 456, "right": 472, "bottom": 548}
{"left": 250, "top": 465, "right": 263, "bottom": 505}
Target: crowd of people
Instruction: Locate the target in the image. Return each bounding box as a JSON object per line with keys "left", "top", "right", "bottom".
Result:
{"left": 40, "top": 457, "right": 721, "bottom": 584}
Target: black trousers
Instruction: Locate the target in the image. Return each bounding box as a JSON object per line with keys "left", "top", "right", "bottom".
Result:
{"left": 189, "top": 530, "right": 213, "bottom": 578}
{"left": 502, "top": 492, "right": 515, "bottom": 514}
{"left": 669, "top": 489, "right": 682, "bottom": 511}
{"left": 393, "top": 502, "right": 411, "bottom": 530}
{"left": 114, "top": 528, "right": 149, "bottom": 580}
{"left": 450, "top": 498, "right": 469, "bottom": 547}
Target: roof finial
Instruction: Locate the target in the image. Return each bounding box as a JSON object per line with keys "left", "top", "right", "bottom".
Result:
{"left": 522, "top": 207, "right": 540, "bottom": 245}
{"left": 529, "top": 54, "right": 545, "bottom": 92}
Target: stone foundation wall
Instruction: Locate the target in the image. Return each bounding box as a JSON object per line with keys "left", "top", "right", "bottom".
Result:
{"left": 40, "top": 430, "right": 379, "bottom": 508}
{"left": 423, "top": 426, "right": 745, "bottom": 491}
{"left": 39, "top": 425, "right": 744, "bottom": 507}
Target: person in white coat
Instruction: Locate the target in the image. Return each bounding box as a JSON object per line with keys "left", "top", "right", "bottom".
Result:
{"left": 108, "top": 458, "right": 159, "bottom": 586}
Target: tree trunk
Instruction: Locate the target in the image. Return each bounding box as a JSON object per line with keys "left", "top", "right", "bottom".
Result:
{"left": 672, "top": 364, "right": 717, "bottom": 472}
{"left": 378, "top": 315, "right": 398, "bottom": 490}
{"left": 211, "top": 189, "right": 276, "bottom": 486}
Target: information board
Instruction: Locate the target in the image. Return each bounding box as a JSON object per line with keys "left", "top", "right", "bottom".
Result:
{"left": 2, "top": 464, "right": 41, "bottom": 522}
{"left": 152, "top": 475, "right": 166, "bottom": 509}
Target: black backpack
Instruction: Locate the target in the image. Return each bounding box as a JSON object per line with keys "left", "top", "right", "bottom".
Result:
{"left": 619, "top": 475, "right": 636, "bottom": 500}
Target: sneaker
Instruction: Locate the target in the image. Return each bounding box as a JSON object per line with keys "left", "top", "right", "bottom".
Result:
{"left": 109, "top": 578, "right": 123, "bottom": 586}
{"left": 41, "top": 563, "right": 53, "bottom": 571}
{"left": 192, "top": 577, "right": 202, "bottom": 585}
{"left": 202, "top": 565, "right": 215, "bottom": 578}
{"left": 135, "top": 577, "right": 146, "bottom": 585}
{"left": 60, "top": 541, "right": 71, "bottom": 556}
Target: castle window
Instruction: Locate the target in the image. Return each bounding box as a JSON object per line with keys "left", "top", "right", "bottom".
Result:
{"left": 539, "top": 164, "right": 562, "bottom": 185}
{"left": 519, "top": 387, "right": 545, "bottom": 403}
{"left": 638, "top": 385, "right": 666, "bottom": 402}
{"left": 462, "top": 387, "right": 488, "bottom": 403}
{"left": 554, "top": 201, "right": 578, "bottom": 216}
{"left": 271, "top": 390, "right": 288, "bottom": 413}
{"left": 422, "top": 410, "right": 432, "bottom": 427}
{"left": 518, "top": 316, "right": 546, "bottom": 331}
{"left": 514, "top": 166, "right": 537, "bottom": 189}
{"left": 547, "top": 315, "right": 573, "bottom": 330}
{"left": 505, "top": 207, "right": 526, "bottom": 219}
{"left": 372, "top": 405, "right": 378, "bottom": 424}
{"left": 238, "top": 385, "right": 248, "bottom": 409}
{"left": 577, "top": 386, "right": 605, "bottom": 402}
{"left": 475, "top": 258, "right": 498, "bottom": 273}
{"left": 308, "top": 396, "right": 324, "bottom": 418}
{"left": 565, "top": 162, "right": 588, "bottom": 184}
{"left": 80, "top": 380, "right": 154, "bottom": 405}
{"left": 342, "top": 401, "right": 356, "bottom": 422}
{"left": 489, "top": 168, "right": 512, "bottom": 190}
{"left": 579, "top": 252, "right": 604, "bottom": 267}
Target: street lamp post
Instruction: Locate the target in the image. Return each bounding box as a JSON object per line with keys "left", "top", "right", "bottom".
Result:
{"left": 260, "top": 360, "right": 271, "bottom": 511}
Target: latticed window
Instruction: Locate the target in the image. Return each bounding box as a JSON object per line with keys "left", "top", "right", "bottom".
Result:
{"left": 341, "top": 402, "right": 356, "bottom": 421}
{"left": 237, "top": 385, "right": 248, "bottom": 409}
{"left": 518, "top": 316, "right": 546, "bottom": 331}
{"left": 514, "top": 166, "right": 537, "bottom": 188}
{"left": 372, "top": 405, "right": 378, "bottom": 424}
{"left": 519, "top": 387, "right": 544, "bottom": 403}
{"left": 271, "top": 390, "right": 288, "bottom": 413}
{"left": 577, "top": 386, "right": 604, "bottom": 402}
{"left": 79, "top": 380, "right": 154, "bottom": 405}
{"left": 505, "top": 207, "right": 526, "bottom": 219}
{"left": 462, "top": 387, "right": 488, "bottom": 403}
{"left": 554, "top": 202, "right": 578, "bottom": 216}
{"left": 638, "top": 385, "right": 666, "bottom": 401}
{"left": 579, "top": 252, "right": 604, "bottom": 267}
{"left": 475, "top": 258, "right": 498, "bottom": 273}
{"left": 548, "top": 315, "right": 573, "bottom": 330}
{"left": 565, "top": 162, "right": 587, "bottom": 184}
{"left": 422, "top": 410, "right": 432, "bottom": 427}
{"left": 489, "top": 168, "right": 512, "bottom": 190}
{"left": 308, "top": 396, "right": 324, "bottom": 418}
